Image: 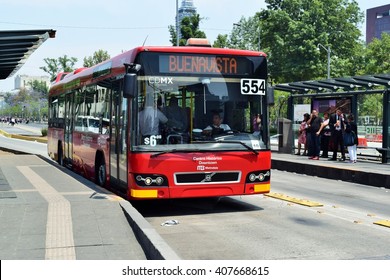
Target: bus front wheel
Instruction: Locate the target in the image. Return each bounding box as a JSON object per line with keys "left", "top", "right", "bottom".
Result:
{"left": 57, "top": 144, "right": 63, "bottom": 166}
{"left": 96, "top": 157, "right": 106, "bottom": 187}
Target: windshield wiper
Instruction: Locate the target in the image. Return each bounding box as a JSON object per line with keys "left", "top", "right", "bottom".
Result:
{"left": 193, "top": 140, "right": 258, "bottom": 155}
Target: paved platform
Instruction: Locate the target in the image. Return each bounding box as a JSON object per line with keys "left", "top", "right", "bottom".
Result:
{"left": 272, "top": 152, "right": 390, "bottom": 189}
{"left": 0, "top": 154, "right": 147, "bottom": 260}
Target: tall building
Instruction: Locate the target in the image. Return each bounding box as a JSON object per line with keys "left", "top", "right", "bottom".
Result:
{"left": 177, "top": 0, "right": 197, "bottom": 39}
{"left": 366, "top": 4, "right": 390, "bottom": 44}
{"left": 14, "top": 75, "right": 50, "bottom": 90}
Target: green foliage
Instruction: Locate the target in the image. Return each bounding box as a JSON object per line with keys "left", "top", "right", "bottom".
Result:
{"left": 258, "top": 0, "right": 364, "bottom": 83}
{"left": 83, "top": 49, "right": 111, "bottom": 67}
{"left": 0, "top": 86, "right": 48, "bottom": 121}
{"left": 213, "top": 0, "right": 364, "bottom": 84}
{"left": 228, "top": 16, "right": 261, "bottom": 51}
{"left": 363, "top": 33, "right": 390, "bottom": 74}
{"left": 169, "top": 14, "right": 206, "bottom": 46}
{"left": 213, "top": 34, "right": 229, "bottom": 48}
{"left": 40, "top": 55, "right": 78, "bottom": 81}
{"left": 41, "top": 127, "right": 48, "bottom": 137}
{"left": 28, "top": 80, "right": 49, "bottom": 96}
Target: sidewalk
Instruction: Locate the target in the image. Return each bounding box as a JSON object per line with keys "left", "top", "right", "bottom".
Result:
{"left": 0, "top": 150, "right": 181, "bottom": 260}
{"left": 0, "top": 154, "right": 149, "bottom": 260}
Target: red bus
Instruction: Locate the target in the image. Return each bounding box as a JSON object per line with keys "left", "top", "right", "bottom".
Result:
{"left": 47, "top": 40, "right": 271, "bottom": 199}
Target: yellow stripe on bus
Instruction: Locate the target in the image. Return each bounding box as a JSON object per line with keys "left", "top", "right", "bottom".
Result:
{"left": 254, "top": 183, "right": 270, "bottom": 193}
{"left": 131, "top": 189, "right": 158, "bottom": 198}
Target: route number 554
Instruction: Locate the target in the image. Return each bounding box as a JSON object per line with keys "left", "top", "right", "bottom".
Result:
{"left": 241, "top": 79, "right": 266, "bottom": 95}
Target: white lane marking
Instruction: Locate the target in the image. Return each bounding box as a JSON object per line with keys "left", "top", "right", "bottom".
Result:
{"left": 17, "top": 166, "right": 76, "bottom": 260}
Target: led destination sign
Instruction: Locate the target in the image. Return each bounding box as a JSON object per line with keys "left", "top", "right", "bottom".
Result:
{"left": 159, "top": 54, "right": 252, "bottom": 76}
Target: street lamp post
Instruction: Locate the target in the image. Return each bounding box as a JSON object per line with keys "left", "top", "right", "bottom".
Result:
{"left": 317, "top": 43, "right": 331, "bottom": 79}
{"left": 176, "top": 0, "right": 179, "bottom": 46}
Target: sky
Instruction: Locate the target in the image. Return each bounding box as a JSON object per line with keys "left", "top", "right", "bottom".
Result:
{"left": 1, "top": 0, "right": 389, "bottom": 92}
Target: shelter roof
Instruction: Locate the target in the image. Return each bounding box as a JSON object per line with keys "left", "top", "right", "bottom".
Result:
{"left": 275, "top": 74, "right": 390, "bottom": 95}
{"left": 0, "top": 29, "right": 56, "bottom": 80}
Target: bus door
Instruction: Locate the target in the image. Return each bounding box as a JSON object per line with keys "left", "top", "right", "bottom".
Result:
{"left": 64, "top": 92, "right": 74, "bottom": 165}
{"left": 109, "top": 82, "right": 128, "bottom": 193}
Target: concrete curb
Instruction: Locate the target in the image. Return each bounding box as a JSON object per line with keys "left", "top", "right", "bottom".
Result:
{"left": 0, "top": 129, "right": 47, "bottom": 143}
{"left": 119, "top": 200, "right": 181, "bottom": 260}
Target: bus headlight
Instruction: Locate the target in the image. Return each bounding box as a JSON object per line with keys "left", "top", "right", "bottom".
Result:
{"left": 155, "top": 176, "right": 164, "bottom": 185}
{"left": 144, "top": 177, "right": 153, "bottom": 186}
{"left": 246, "top": 170, "right": 270, "bottom": 183}
{"left": 249, "top": 174, "right": 257, "bottom": 182}
{"left": 134, "top": 174, "right": 168, "bottom": 187}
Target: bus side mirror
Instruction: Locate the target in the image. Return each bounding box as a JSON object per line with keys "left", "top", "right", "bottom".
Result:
{"left": 123, "top": 73, "right": 138, "bottom": 98}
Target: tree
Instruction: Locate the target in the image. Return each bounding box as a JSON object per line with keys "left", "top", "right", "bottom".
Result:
{"left": 40, "top": 55, "right": 78, "bottom": 81}
{"left": 169, "top": 14, "right": 206, "bottom": 46}
{"left": 83, "top": 49, "right": 111, "bottom": 67}
{"left": 28, "top": 80, "right": 49, "bottom": 96}
{"left": 213, "top": 34, "right": 229, "bottom": 48}
{"left": 363, "top": 33, "right": 390, "bottom": 74}
{"left": 256, "top": 0, "right": 364, "bottom": 83}
{"left": 227, "top": 16, "right": 262, "bottom": 51}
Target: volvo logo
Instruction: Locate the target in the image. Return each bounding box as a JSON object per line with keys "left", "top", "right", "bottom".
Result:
{"left": 202, "top": 173, "right": 216, "bottom": 183}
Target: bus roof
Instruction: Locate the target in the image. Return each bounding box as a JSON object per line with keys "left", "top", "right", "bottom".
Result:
{"left": 49, "top": 46, "right": 267, "bottom": 96}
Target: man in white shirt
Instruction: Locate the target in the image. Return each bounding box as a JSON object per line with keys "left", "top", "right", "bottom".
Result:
{"left": 203, "top": 112, "right": 231, "bottom": 136}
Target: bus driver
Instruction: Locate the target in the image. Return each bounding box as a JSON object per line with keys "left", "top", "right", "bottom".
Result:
{"left": 203, "top": 112, "right": 231, "bottom": 136}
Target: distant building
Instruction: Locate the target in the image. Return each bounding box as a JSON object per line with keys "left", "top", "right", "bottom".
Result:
{"left": 177, "top": 0, "right": 197, "bottom": 39}
{"left": 366, "top": 4, "right": 390, "bottom": 44}
{"left": 14, "top": 74, "right": 50, "bottom": 90}
{"left": 0, "top": 94, "right": 6, "bottom": 110}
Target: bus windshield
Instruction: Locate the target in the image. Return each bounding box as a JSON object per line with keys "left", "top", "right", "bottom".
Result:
{"left": 132, "top": 52, "right": 268, "bottom": 153}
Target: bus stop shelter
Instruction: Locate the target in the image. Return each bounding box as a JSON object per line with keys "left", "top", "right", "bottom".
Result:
{"left": 274, "top": 74, "right": 390, "bottom": 163}
{"left": 0, "top": 29, "right": 56, "bottom": 80}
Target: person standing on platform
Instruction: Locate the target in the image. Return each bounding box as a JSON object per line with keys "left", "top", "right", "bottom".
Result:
{"left": 329, "top": 108, "right": 346, "bottom": 161}
{"left": 306, "top": 109, "right": 322, "bottom": 160}
{"left": 345, "top": 114, "right": 358, "bottom": 163}
{"left": 296, "top": 113, "right": 309, "bottom": 156}
{"left": 316, "top": 112, "right": 331, "bottom": 158}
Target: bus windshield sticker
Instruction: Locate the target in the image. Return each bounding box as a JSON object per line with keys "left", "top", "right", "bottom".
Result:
{"left": 241, "top": 79, "right": 266, "bottom": 95}
{"left": 251, "top": 140, "right": 261, "bottom": 149}
{"left": 143, "top": 135, "right": 162, "bottom": 146}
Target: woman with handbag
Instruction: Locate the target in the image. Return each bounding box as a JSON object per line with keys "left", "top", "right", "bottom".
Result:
{"left": 344, "top": 114, "right": 358, "bottom": 163}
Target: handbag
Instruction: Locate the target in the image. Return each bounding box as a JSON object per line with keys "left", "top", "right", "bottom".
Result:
{"left": 343, "top": 131, "right": 356, "bottom": 147}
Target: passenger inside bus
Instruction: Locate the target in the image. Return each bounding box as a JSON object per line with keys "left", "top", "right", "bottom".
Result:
{"left": 164, "top": 95, "right": 188, "bottom": 132}
{"left": 138, "top": 93, "right": 168, "bottom": 138}
{"left": 203, "top": 112, "right": 231, "bottom": 136}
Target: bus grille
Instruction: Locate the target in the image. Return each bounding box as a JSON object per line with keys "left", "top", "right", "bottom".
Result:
{"left": 174, "top": 171, "right": 241, "bottom": 185}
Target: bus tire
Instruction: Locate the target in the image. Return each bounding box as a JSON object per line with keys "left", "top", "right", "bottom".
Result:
{"left": 57, "top": 143, "right": 63, "bottom": 166}
{"left": 96, "top": 155, "right": 106, "bottom": 187}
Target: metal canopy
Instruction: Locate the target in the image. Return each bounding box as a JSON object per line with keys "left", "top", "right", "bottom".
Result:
{"left": 275, "top": 74, "right": 390, "bottom": 94}
{"left": 0, "top": 29, "right": 56, "bottom": 80}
